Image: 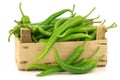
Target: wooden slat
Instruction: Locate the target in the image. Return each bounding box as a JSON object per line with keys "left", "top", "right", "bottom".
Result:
{"left": 20, "top": 28, "right": 32, "bottom": 43}
{"left": 96, "top": 25, "right": 106, "bottom": 40}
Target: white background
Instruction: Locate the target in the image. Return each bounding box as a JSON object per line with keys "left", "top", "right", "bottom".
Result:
{"left": 0, "top": 0, "right": 120, "bottom": 80}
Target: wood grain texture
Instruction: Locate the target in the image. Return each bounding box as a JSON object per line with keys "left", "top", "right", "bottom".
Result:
{"left": 96, "top": 25, "right": 106, "bottom": 40}
{"left": 20, "top": 28, "right": 32, "bottom": 43}
{"left": 15, "top": 26, "right": 107, "bottom": 70}
{"left": 15, "top": 39, "right": 107, "bottom": 70}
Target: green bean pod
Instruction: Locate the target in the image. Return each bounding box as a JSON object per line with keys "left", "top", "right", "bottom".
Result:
{"left": 53, "top": 18, "right": 68, "bottom": 31}
{"left": 28, "top": 24, "right": 51, "bottom": 33}
{"left": 38, "top": 27, "right": 52, "bottom": 36}
{"left": 87, "top": 31, "right": 96, "bottom": 40}
{"left": 58, "top": 33, "right": 91, "bottom": 41}
{"left": 73, "top": 46, "right": 100, "bottom": 66}
{"left": 19, "top": 3, "right": 31, "bottom": 24}
{"left": 54, "top": 49, "right": 104, "bottom": 74}
{"left": 39, "top": 38, "right": 49, "bottom": 42}
{"left": 25, "top": 64, "right": 55, "bottom": 70}
{"left": 8, "top": 25, "right": 21, "bottom": 42}
{"left": 42, "top": 9, "right": 73, "bottom": 25}
{"left": 32, "top": 35, "right": 38, "bottom": 43}
{"left": 27, "top": 24, "right": 39, "bottom": 33}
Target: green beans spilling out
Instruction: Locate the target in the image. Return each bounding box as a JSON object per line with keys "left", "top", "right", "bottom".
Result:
{"left": 31, "top": 44, "right": 104, "bottom": 76}
{"left": 8, "top": 3, "right": 116, "bottom": 76}
{"left": 27, "top": 41, "right": 86, "bottom": 76}
{"left": 54, "top": 46, "right": 104, "bottom": 74}
{"left": 54, "top": 49, "right": 104, "bottom": 74}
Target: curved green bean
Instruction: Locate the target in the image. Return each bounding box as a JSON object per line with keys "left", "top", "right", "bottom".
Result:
{"left": 54, "top": 48, "right": 104, "bottom": 74}
{"left": 58, "top": 33, "right": 91, "bottom": 41}
{"left": 19, "top": 3, "right": 31, "bottom": 24}
{"left": 25, "top": 64, "right": 55, "bottom": 70}
{"left": 42, "top": 9, "right": 72, "bottom": 25}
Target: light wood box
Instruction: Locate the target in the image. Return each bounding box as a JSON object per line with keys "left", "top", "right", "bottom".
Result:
{"left": 15, "top": 25, "right": 107, "bottom": 70}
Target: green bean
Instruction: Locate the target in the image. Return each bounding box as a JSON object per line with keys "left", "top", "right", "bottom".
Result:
{"left": 41, "top": 4, "right": 76, "bottom": 25}
{"left": 58, "top": 33, "right": 91, "bottom": 41}
{"left": 73, "top": 46, "right": 100, "bottom": 66}
{"left": 19, "top": 3, "right": 31, "bottom": 24}
{"left": 32, "top": 35, "right": 38, "bottom": 43}
{"left": 27, "top": 24, "right": 51, "bottom": 33}
{"left": 27, "top": 24, "right": 39, "bottom": 33}
{"left": 64, "top": 41, "right": 86, "bottom": 64}
{"left": 39, "top": 38, "right": 48, "bottom": 43}
{"left": 42, "top": 9, "right": 73, "bottom": 25}
{"left": 54, "top": 48, "right": 104, "bottom": 74}
{"left": 25, "top": 64, "right": 55, "bottom": 70}
{"left": 8, "top": 25, "right": 21, "bottom": 42}
{"left": 37, "top": 25, "right": 54, "bottom": 38}
{"left": 54, "top": 18, "right": 68, "bottom": 31}
{"left": 87, "top": 31, "right": 96, "bottom": 40}
{"left": 38, "top": 27, "right": 52, "bottom": 36}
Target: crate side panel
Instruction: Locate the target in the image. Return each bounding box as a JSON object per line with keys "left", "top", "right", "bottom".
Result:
{"left": 16, "top": 39, "right": 107, "bottom": 70}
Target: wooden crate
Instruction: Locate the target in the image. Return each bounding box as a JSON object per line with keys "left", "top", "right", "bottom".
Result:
{"left": 15, "top": 25, "right": 107, "bottom": 70}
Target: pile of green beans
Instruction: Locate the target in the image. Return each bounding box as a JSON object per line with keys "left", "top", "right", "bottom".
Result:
{"left": 8, "top": 3, "right": 115, "bottom": 42}
{"left": 54, "top": 47, "right": 104, "bottom": 74}
{"left": 8, "top": 3, "right": 117, "bottom": 76}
